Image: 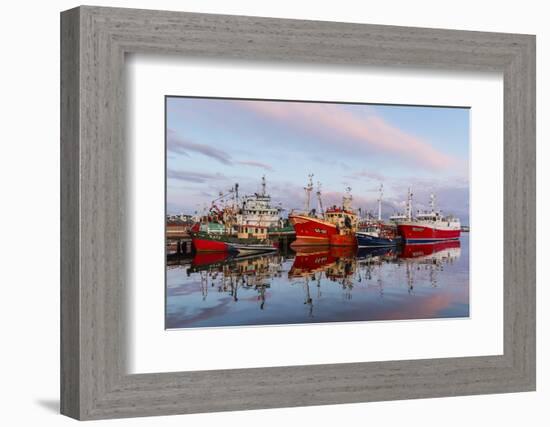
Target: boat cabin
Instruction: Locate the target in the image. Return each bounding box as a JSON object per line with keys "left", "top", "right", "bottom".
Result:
{"left": 389, "top": 213, "right": 408, "bottom": 223}
{"left": 416, "top": 211, "right": 442, "bottom": 222}
{"left": 415, "top": 210, "right": 460, "bottom": 226}
{"left": 325, "top": 207, "right": 358, "bottom": 230}
{"left": 197, "top": 222, "right": 227, "bottom": 234}
{"left": 237, "top": 224, "right": 269, "bottom": 240}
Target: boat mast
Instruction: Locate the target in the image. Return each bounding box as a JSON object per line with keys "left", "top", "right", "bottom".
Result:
{"left": 377, "top": 183, "right": 383, "bottom": 221}
{"left": 316, "top": 181, "right": 324, "bottom": 215}
{"left": 429, "top": 193, "right": 436, "bottom": 213}
{"left": 406, "top": 187, "right": 413, "bottom": 220}
{"left": 261, "top": 175, "right": 266, "bottom": 197}
{"left": 304, "top": 174, "right": 314, "bottom": 212}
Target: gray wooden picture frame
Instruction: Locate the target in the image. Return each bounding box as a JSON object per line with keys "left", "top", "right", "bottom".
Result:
{"left": 60, "top": 5, "right": 536, "bottom": 420}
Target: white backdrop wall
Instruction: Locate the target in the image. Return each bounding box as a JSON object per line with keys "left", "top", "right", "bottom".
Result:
{"left": 0, "top": 0, "right": 546, "bottom": 426}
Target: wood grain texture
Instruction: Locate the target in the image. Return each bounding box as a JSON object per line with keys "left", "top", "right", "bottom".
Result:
{"left": 60, "top": 7, "right": 80, "bottom": 419}
{"left": 60, "top": 6, "right": 536, "bottom": 420}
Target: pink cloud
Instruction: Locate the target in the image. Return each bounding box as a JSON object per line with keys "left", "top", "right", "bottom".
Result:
{"left": 238, "top": 102, "right": 456, "bottom": 170}
{"left": 167, "top": 129, "right": 232, "bottom": 165}
{"left": 235, "top": 160, "right": 274, "bottom": 171}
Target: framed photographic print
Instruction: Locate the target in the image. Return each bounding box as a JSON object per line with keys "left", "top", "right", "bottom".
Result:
{"left": 164, "top": 96, "right": 471, "bottom": 330}
{"left": 61, "top": 6, "right": 536, "bottom": 420}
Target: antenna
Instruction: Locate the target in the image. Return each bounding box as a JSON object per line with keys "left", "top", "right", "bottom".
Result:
{"left": 261, "top": 175, "right": 266, "bottom": 196}
{"left": 343, "top": 187, "right": 353, "bottom": 211}
{"left": 430, "top": 193, "right": 436, "bottom": 212}
{"left": 377, "top": 183, "right": 384, "bottom": 221}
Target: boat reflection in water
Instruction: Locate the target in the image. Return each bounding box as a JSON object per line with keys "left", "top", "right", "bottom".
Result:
{"left": 166, "top": 235, "right": 469, "bottom": 329}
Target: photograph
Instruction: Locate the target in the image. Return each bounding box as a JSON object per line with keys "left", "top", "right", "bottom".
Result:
{"left": 165, "top": 96, "right": 470, "bottom": 329}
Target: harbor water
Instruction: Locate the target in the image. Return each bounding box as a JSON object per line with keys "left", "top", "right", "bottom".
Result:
{"left": 166, "top": 234, "right": 469, "bottom": 329}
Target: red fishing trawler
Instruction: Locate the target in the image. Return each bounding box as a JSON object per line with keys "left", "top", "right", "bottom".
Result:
{"left": 289, "top": 215, "right": 338, "bottom": 245}
{"left": 289, "top": 175, "right": 358, "bottom": 246}
{"left": 398, "top": 220, "right": 461, "bottom": 242}
{"left": 191, "top": 222, "right": 277, "bottom": 254}
{"left": 394, "top": 192, "right": 461, "bottom": 243}
{"left": 189, "top": 178, "right": 282, "bottom": 254}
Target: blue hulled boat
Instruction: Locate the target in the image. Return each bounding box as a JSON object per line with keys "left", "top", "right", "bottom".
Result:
{"left": 356, "top": 230, "right": 401, "bottom": 247}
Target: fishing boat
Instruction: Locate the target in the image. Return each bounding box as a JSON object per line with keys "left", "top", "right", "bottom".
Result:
{"left": 356, "top": 227, "right": 400, "bottom": 247}
{"left": 397, "top": 194, "right": 461, "bottom": 242}
{"left": 356, "top": 184, "right": 400, "bottom": 247}
{"left": 289, "top": 176, "right": 358, "bottom": 246}
{"left": 288, "top": 175, "right": 335, "bottom": 245}
{"left": 191, "top": 227, "right": 277, "bottom": 254}
{"left": 329, "top": 197, "right": 358, "bottom": 247}
{"left": 190, "top": 217, "right": 276, "bottom": 254}
{"left": 289, "top": 213, "right": 338, "bottom": 245}
{"left": 190, "top": 178, "right": 283, "bottom": 254}
{"left": 236, "top": 176, "right": 284, "bottom": 229}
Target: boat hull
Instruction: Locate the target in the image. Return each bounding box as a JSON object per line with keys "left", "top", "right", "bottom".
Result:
{"left": 397, "top": 223, "right": 460, "bottom": 242}
{"left": 192, "top": 237, "right": 233, "bottom": 253}
{"left": 356, "top": 231, "right": 400, "bottom": 247}
{"left": 229, "top": 243, "right": 278, "bottom": 253}
{"left": 289, "top": 214, "right": 337, "bottom": 246}
{"left": 329, "top": 233, "right": 357, "bottom": 247}
{"left": 192, "top": 235, "right": 277, "bottom": 253}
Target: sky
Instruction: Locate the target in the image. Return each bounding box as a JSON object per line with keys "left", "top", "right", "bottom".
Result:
{"left": 166, "top": 97, "right": 470, "bottom": 224}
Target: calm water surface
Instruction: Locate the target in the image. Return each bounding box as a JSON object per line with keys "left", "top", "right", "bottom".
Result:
{"left": 166, "top": 234, "right": 469, "bottom": 329}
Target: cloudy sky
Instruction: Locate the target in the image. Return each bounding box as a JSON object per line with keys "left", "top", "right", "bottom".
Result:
{"left": 166, "top": 97, "right": 470, "bottom": 224}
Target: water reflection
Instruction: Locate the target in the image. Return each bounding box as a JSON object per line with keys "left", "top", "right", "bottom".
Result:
{"left": 166, "top": 236, "right": 468, "bottom": 329}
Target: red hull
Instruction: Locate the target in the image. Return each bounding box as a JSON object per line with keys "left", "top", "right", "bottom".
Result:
{"left": 398, "top": 224, "right": 460, "bottom": 242}
{"left": 192, "top": 237, "right": 230, "bottom": 253}
{"left": 329, "top": 233, "right": 358, "bottom": 247}
{"left": 289, "top": 215, "right": 337, "bottom": 246}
